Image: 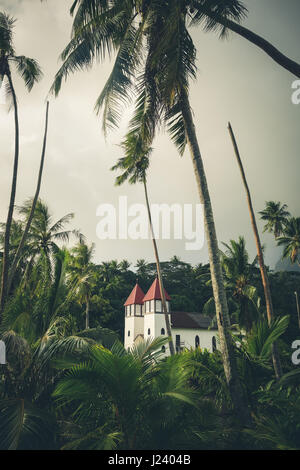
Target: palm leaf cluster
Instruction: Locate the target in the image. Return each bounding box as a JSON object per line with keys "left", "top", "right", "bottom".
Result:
{"left": 51, "top": 0, "right": 247, "bottom": 157}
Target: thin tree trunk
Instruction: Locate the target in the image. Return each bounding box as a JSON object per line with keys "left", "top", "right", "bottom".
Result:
{"left": 179, "top": 89, "right": 250, "bottom": 424}
{"left": 143, "top": 178, "right": 175, "bottom": 356}
{"left": 203, "top": 10, "right": 300, "bottom": 78}
{"left": 228, "top": 122, "right": 282, "bottom": 380}
{"left": 295, "top": 291, "right": 300, "bottom": 331}
{"left": 0, "top": 71, "right": 19, "bottom": 316}
{"left": 7, "top": 101, "right": 50, "bottom": 295}
{"left": 85, "top": 295, "right": 90, "bottom": 329}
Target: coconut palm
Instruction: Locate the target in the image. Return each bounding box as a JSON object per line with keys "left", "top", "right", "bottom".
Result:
{"left": 68, "top": 242, "right": 96, "bottom": 329}
{"left": 135, "top": 259, "right": 149, "bottom": 278}
{"left": 221, "top": 237, "right": 260, "bottom": 332}
{"left": 50, "top": 0, "right": 249, "bottom": 421}
{"left": 0, "top": 12, "right": 42, "bottom": 315}
{"left": 277, "top": 218, "right": 300, "bottom": 267}
{"left": 17, "top": 199, "right": 83, "bottom": 273}
{"left": 52, "top": 339, "right": 222, "bottom": 450}
{"left": 189, "top": 1, "right": 300, "bottom": 78}
{"left": 7, "top": 102, "right": 50, "bottom": 296}
{"left": 111, "top": 138, "right": 175, "bottom": 356}
{"left": 259, "top": 201, "right": 290, "bottom": 240}
{"left": 119, "top": 260, "right": 131, "bottom": 273}
{"left": 203, "top": 237, "right": 260, "bottom": 332}
{"left": 0, "top": 244, "right": 119, "bottom": 450}
{"left": 228, "top": 123, "right": 282, "bottom": 379}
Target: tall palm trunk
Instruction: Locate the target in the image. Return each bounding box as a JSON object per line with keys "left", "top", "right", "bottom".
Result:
{"left": 0, "top": 71, "right": 19, "bottom": 316}
{"left": 228, "top": 122, "right": 282, "bottom": 380}
{"left": 143, "top": 178, "right": 175, "bottom": 356}
{"left": 203, "top": 10, "right": 300, "bottom": 78}
{"left": 85, "top": 295, "right": 90, "bottom": 330}
{"left": 179, "top": 89, "right": 250, "bottom": 423}
{"left": 7, "top": 102, "right": 50, "bottom": 295}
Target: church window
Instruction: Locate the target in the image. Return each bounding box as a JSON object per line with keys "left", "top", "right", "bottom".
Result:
{"left": 162, "top": 346, "right": 166, "bottom": 353}
{"left": 195, "top": 335, "right": 200, "bottom": 348}
{"left": 128, "top": 330, "right": 130, "bottom": 337}
{"left": 148, "top": 328, "right": 151, "bottom": 335}
{"left": 161, "top": 328, "right": 165, "bottom": 335}
{"left": 156, "top": 300, "right": 162, "bottom": 312}
{"left": 136, "top": 304, "right": 141, "bottom": 315}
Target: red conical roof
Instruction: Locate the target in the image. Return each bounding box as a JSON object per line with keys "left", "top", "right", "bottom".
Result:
{"left": 124, "top": 283, "right": 145, "bottom": 306}
{"left": 143, "top": 278, "right": 171, "bottom": 302}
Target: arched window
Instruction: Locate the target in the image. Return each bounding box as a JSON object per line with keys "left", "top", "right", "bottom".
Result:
{"left": 161, "top": 328, "right": 165, "bottom": 335}
{"left": 212, "top": 336, "right": 217, "bottom": 352}
{"left": 148, "top": 328, "right": 151, "bottom": 335}
{"left": 195, "top": 335, "right": 200, "bottom": 348}
{"left": 176, "top": 334, "right": 180, "bottom": 353}
{"left": 128, "top": 330, "right": 130, "bottom": 337}
{"left": 162, "top": 346, "right": 166, "bottom": 353}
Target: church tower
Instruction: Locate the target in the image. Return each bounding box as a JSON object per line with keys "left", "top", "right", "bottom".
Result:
{"left": 124, "top": 283, "right": 145, "bottom": 351}
{"left": 143, "top": 278, "right": 172, "bottom": 355}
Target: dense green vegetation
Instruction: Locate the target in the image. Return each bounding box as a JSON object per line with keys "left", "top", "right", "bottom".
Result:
{"left": 1, "top": 200, "right": 300, "bottom": 449}
{"left": 1, "top": 1, "right": 300, "bottom": 451}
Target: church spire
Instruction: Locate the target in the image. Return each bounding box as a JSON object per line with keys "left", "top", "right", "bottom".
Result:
{"left": 124, "top": 283, "right": 145, "bottom": 306}
{"left": 143, "top": 278, "right": 171, "bottom": 302}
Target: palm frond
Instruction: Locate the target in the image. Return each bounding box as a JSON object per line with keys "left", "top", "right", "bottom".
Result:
{"left": 12, "top": 56, "right": 43, "bottom": 91}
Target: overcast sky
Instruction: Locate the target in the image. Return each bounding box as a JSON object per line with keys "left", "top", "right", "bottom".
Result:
{"left": 0, "top": 0, "right": 299, "bottom": 269}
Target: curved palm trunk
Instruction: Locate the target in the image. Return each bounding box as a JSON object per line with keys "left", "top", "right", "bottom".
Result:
{"left": 228, "top": 122, "right": 282, "bottom": 380}
{"left": 0, "top": 71, "right": 19, "bottom": 316}
{"left": 203, "top": 11, "right": 300, "bottom": 78}
{"left": 179, "top": 89, "right": 250, "bottom": 423}
{"left": 7, "top": 102, "right": 50, "bottom": 295}
{"left": 143, "top": 179, "right": 175, "bottom": 356}
{"left": 85, "top": 295, "right": 90, "bottom": 330}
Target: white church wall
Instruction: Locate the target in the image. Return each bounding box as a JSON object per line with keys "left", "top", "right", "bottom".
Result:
{"left": 144, "top": 313, "right": 172, "bottom": 341}
{"left": 124, "top": 315, "right": 144, "bottom": 350}
{"left": 171, "top": 328, "right": 218, "bottom": 352}
{"left": 157, "top": 327, "right": 218, "bottom": 357}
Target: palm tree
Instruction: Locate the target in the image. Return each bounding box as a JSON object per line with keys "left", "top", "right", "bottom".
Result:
{"left": 119, "top": 260, "right": 131, "bottom": 273}
{"left": 221, "top": 237, "right": 260, "bottom": 332}
{"left": 135, "top": 259, "right": 149, "bottom": 278}
{"left": 277, "top": 218, "right": 300, "bottom": 267}
{"left": 0, "top": 261, "right": 118, "bottom": 449}
{"left": 52, "top": 339, "right": 214, "bottom": 450}
{"left": 259, "top": 201, "right": 290, "bottom": 240}
{"left": 189, "top": 1, "right": 300, "bottom": 78}
{"left": 111, "top": 137, "right": 175, "bottom": 356}
{"left": 228, "top": 122, "right": 282, "bottom": 379}
{"left": 17, "top": 199, "right": 83, "bottom": 273}
{"left": 68, "top": 242, "right": 96, "bottom": 329}
{"left": 0, "top": 12, "right": 42, "bottom": 315}
{"left": 50, "top": 0, "right": 249, "bottom": 421}
{"left": 7, "top": 102, "right": 50, "bottom": 296}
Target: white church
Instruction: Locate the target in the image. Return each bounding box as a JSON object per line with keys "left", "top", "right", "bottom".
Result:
{"left": 124, "top": 278, "right": 218, "bottom": 355}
